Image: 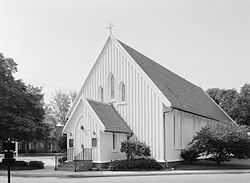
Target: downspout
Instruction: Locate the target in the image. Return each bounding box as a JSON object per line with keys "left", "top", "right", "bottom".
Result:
{"left": 127, "top": 132, "right": 133, "bottom": 140}
{"left": 163, "top": 107, "right": 174, "bottom": 167}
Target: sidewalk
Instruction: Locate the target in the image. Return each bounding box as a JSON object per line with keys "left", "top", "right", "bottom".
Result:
{"left": 0, "top": 167, "right": 250, "bottom": 178}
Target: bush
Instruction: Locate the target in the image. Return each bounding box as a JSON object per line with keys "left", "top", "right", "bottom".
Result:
{"left": 189, "top": 123, "right": 250, "bottom": 165}
{"left": 61, "top": 156, "right": 67, "bottom": 162}
{"left": 0, "top": 160, "right": 44, "bottom": 170}
{"left": 28, "top": 149, "right": 37, "bottom": 153}
{"left": 112, "top": 158, "right": 163, "bottom": 170}
{"left": 15, "top": 161, "right": 28, "bottom": 167}
{"left": 120, "top": 139, "right": 151, "bottom": 161}
{"left": 58, "top": 156, "right": 67, "bottom": 165}
{"left": 29, "top": 161, "right": 44, "bottom": 169}
{"left": 180, "top": 148, "right": 200, "bottom": 164}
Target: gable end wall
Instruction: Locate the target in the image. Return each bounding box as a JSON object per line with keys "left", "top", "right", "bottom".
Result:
{"left": 76, "top": 38, "right": 171, "bottom": 161}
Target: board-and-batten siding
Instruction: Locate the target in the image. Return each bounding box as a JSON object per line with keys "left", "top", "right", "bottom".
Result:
{"left": 164, "top": 109, "right": 217, "bottom": 162}
{"left": 66, "top": 100, "right": 104, "bottom": 162}
{"left": 79, "top": 40, "right": 166, "bottom": 161}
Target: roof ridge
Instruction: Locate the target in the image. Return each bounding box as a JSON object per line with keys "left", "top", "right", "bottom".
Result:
{"left": 117, "top": 39, "right": 199, "bottom": 89}
{"left": 117, "top": 38, "right": 233, "bottom": 123}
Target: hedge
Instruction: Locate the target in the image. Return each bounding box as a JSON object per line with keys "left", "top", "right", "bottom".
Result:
{"left": 111, "top": 158, "right": 163, "bottom": 170}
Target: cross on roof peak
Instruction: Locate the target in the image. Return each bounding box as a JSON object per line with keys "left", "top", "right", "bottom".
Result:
{"left": 107, "top": 23, "right": 114, "bottom": 36}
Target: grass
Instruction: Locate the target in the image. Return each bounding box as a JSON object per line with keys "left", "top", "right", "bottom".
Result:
{"left": 173, "top": 159, "right": 250, "bottom": 170}
{"left": 19, "top": 152, "right": 65, "bottom": 157}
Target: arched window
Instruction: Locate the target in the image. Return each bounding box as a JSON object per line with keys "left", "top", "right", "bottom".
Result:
{"left": 119, "top": 82, "right": 126, "bottom": 102}
{"left": 108, "top": 73, "right": 115, "bottom": 99}
{"left": 98, "top": 86, "right": 104, "bottom": 102}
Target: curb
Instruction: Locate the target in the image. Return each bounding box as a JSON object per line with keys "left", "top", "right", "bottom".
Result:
{"left": 0, "top": 170, "right": 250, "bottom": 178}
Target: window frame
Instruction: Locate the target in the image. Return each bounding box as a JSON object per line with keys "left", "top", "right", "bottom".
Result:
{"left": 110, "top": 75, "right": 115, "bottom": 99}
{"left": 108, "top": 73, "right": 115, "bottom": 100}
{"left": 69, "top": 139, "right": 74, "bottom": 148}
{"left": 112, "top": 133, "right": 118, "bottom": 151}
{"left": 173, "top": 112, "right": 183, "bottom": 150}
{"left": 92, "top": 138, "right": 97, "bottom": 148}
{"left": 119, "top": 82, "right": 126, "bottom": 102}
{"left": 98, "top": 86, "right": 104, "bottom": 102}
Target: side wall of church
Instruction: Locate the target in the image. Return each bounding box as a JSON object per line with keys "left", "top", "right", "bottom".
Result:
{"left": 164, "top": 109, "right": 218, "bottom": 162}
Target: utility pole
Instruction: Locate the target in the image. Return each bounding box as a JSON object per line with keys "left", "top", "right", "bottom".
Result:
{"left": 2, "top": 138, "right": 16, "bottom": 183}
{"left": 7, "top": 160, "right": 10, "bottom": 183}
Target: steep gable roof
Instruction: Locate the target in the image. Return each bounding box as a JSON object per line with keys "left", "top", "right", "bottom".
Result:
{"left": 118, "top": 40, "right": 233, "bottom": 124}
{"left": 87, "top": 99, "right": 132, "bottom": 134}
{"left": 66, "top": 37, "right": 112, "bottom": 121}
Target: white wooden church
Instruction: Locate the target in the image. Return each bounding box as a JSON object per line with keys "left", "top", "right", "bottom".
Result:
{"left": 63, "top": 35, "right": 234, "bottom": 166}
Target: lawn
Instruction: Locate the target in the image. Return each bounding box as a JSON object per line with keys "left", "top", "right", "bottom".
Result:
{"left": 19, "top": 153, "right": 64, "bottom": 157}
{"left": 173, "top": 159, "right": 250, "bottom": 170}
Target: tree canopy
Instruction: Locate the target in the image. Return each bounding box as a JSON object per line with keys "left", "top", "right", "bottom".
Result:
{"left": 47, "top": 90, "right": 77, "bottom": 125}
{"left": 236, "top": 84, "right": 250, "bottom": 126}
{"left": 207, "top": 84, "right": 250, "bottom": 126}
{"left": 188, "top": 123, "right": 250, "bottom": 165}
{"left": 0, "top": 53, "right": 47, "bottom": 141}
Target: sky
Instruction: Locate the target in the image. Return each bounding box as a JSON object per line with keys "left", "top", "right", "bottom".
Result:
{"left": 0, "top": 0, "right": 249, "bottom": 102}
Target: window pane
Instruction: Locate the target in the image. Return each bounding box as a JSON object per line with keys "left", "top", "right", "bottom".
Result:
{"left": 111, "top": 75, "right": 114, "bottom": 99}
{"left": 119, "top": 82, "right": 125, "bottom": 102}
{"left": 99, "top": 87, "right": 104, "bottom": 102}
{"left": 69, "top": 139, "right": 74, "bottom": 148}
{"left": 101, "top": 88, "right": 104, "bottom": 102}
{"left": 92, "top": 138, "right": 97, "bottom": 147}
{"left": 113, "top": 133, "right": 117, "bottom": 150}
{"left": 122, "top": 83, "right": 125, "bottom": 101}
{"left": 174, "top": 112, "right": 182, "bottom": 149}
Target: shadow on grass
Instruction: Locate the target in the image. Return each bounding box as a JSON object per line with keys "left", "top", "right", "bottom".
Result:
{"left": 174, "top": 159, "right": 250, "bottom": 170}
{"left": 19, "top": 153, "right": 64, "bottom": 157}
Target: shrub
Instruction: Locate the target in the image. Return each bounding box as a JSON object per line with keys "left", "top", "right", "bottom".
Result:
{"left": 58, "top": 156, "right": 67, "bottom": 165}
{"left": 112, "top": 158, "right": 163, "bottom": 170}
{"left": 29, "top": 161, "right": 44, "bottom": 169}
{"left": 120, "top": 139, "right": 151, "bottom": 161}
{"left": 28, "top": 149, "right": 37, "bottom": 153}
{"left": 133, "top": 158, "right": 163, "bottom": 170}
{"left": 0, "top": 160, "right": 44, "bottom": 170}
{"left": 180, "top": 148, "right": 200, "bottom": 164}
{"left": 15, "top": 161, "right": 28, "bottom": 167}
{"left": 189, "top": 123, "right": 250, "bottom": 165}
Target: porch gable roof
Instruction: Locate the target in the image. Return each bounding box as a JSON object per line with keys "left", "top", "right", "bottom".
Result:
{"left": 87, "top": 99, "right": 132, "bottom": 134}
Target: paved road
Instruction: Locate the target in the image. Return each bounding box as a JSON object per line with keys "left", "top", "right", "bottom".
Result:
{"left": 1, "top": 174, "right": 250, "bottom": 183}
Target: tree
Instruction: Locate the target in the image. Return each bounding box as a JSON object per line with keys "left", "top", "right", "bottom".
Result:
{"left": 207, "top": 88, "right": 239, "bottom": 120}
{"left": 180, "top": 147, "right": 200, "bottom": 164}
{"left": 0, "top": 53, "right": 46, "bottom": 142}
{"left": 207, "top": 84, "right": 250, "bottom": 126}
{"left": 44, "top": 90, "right": 76, "bottom": 152}
{"left": 57, "top": 135, "right": 67, "bottom": 152}
{"left": 189, "top": 123, "right": 250, "bottom": 165}
{"left": 235, "top": 84, "right": 250, "bottom": 126}
{"left": 48, "top": 90, "right": 77, "bottom": 125}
